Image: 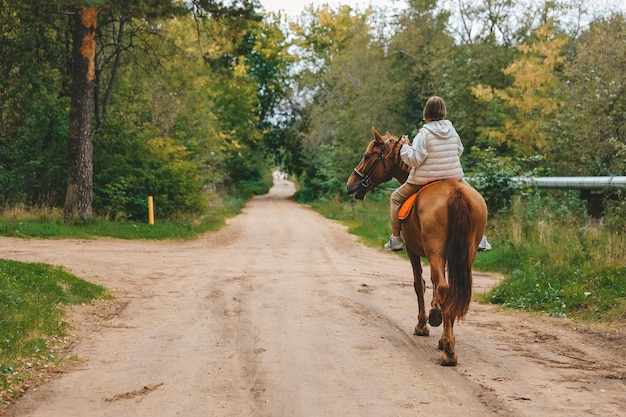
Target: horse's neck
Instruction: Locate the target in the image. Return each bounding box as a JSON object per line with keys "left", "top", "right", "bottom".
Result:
{"left": 388, "top": 140, "right": 410, "bottom": 184}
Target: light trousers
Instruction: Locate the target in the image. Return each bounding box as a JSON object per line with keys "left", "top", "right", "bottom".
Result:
{"left": 389, "top": 182, "right": 423, "bottom": 236}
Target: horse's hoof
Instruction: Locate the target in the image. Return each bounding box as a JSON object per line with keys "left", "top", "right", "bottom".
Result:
{"left": 440, "top": 358, "right": 458, "bottom": 366}
{"left": 414, "top": 325, "right": 429, "bottom": 337}
{"left": 440, "top": 347, "right": 457, "bottom": 365}
{"left": 428, "top": 308, "right": 442, "bottom": 327}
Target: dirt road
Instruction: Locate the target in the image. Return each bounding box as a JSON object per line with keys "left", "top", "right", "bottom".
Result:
{"left": 1, "top": 179, "right": 625, "bottom": 417}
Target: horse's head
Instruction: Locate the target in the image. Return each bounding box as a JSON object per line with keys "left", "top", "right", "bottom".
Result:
{"left": 346, "top": 127, "right": 397, "bottom": 200}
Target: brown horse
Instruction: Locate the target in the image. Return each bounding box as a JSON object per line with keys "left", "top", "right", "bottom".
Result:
{"left": 346, "top": 128, "right": 488, "bottom": 365}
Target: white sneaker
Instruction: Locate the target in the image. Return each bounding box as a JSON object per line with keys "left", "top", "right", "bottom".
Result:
{"left": 384, "top": 235, "right": 404, "bottom": 251}
{"left": 478, "top": 235, "right": 492, "bottom": 251}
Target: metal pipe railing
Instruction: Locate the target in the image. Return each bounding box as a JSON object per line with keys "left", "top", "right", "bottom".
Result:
{"left": 510, "top": 176, "right": 626, "bottom": 190}
{"left": 509, "top": 176, "right": 625, "bottom": 220}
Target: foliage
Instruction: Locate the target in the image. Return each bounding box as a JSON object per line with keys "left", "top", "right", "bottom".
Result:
{"left": 553, "top": 13, "right": 626, "bottom": 176}
{"left": 288, "top": 3, "right": 447, "bottom": 201}
{"left": 387, "top": 0, "right": 456, "bottom": 132}
{"left": 0, "top": 0, "right": 284, "bottom": 219}
{"left": 466, "top": 154, "right": 520, "bottom": 214}
{"left": 0, "top": 0, "right": 71, "bottom": 207}
{"left": 284, "top": 2, "right": 625, "bottom": 207}
{"left": 288, "top": 5, "right": 384, "bottom": 200}
{"left": 466, "top": 147, "right": 551, "bottom": 213}
{"left": 0, "top": 259, "right": 107, "bottom": 398}
{"left": 472, "top": 20, "right": 568, "bottom": 155}
{"left": 97, "top": 137, "right": 205, "bottom": 220}
{"left": 434, "top": 41, "right": 514, "bottom": 160}
{"left": 602, "top": 191, "right": 626, "bottom": 234}
{"left": 2, "top": 0, "right": 624, "bottom": 218}
{"left": 483, "top": 194, "right": 626, "bottom": 322}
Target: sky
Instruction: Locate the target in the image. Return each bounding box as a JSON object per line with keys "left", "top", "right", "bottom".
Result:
{"left": 259, "top": 0, "right": 626, "bottom": 17}
{"left": 259, "top": 0, "right": 404, "bottom": 17}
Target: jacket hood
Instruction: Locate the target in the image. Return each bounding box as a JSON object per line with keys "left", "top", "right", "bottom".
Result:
{"left": 422, "top": 120, "right": 458, "bottom": 140}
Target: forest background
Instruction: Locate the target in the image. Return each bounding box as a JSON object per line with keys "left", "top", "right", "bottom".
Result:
{"left": 1, "top": 0, "right": 625, "bottom": 317}
{"left": 1, "top": 0, "right": 624, "bottom": 219}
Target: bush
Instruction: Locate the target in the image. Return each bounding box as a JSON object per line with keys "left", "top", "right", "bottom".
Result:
{"left": 483, "top": 193, "right": 626, "bottom": 321}
{"left": 94, "top": 119, "right": 206, "bottom": 221}
{"left": 466, "top": 147, "right": 550, "bottom": 214}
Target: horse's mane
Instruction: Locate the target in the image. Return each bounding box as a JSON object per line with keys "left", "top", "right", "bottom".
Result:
{"left": 381, "top": 132, "right": 411, "bottom": 174}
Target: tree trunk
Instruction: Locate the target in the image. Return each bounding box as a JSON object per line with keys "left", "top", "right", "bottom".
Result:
{"left": 64, "top": 6, "right": 97, "bottom": 221}
{"left": 102, "top": 14, "right": 127, "bottom": 118}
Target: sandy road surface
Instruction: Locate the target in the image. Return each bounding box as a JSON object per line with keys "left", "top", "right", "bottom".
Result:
{"left": 1, "top": 179, "right": 625, "bottom": 417}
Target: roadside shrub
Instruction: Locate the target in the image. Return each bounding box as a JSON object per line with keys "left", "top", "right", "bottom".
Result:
{"left": 483, "top": 192, "right": 626, "bottom": 321}
{"left": 94, "top": 119, "right": 206, "bottom": 221}
{"left": 603, "top": 190, "right": 626, "bottom": 234}
{"left": 466, "top": 147, "right": 550, "bottom": 214}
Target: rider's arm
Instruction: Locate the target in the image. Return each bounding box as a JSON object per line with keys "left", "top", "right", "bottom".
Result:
{"left": 400, "top": 130, "right": 428, "bottom": 168}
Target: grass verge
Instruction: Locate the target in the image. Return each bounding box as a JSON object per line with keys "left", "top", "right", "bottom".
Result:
{"left": 0, "top": 260, "right": 108, "bottom": 408}
{"left": 0, "top": 193, "right": 247, "bottom": 240}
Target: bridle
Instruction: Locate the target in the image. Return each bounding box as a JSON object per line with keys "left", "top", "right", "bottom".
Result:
{"left": 352, "top": 140, "right": 389, "bottom": 192}
{"left": 352, "top": 136, "right": 408, "bottom": 193}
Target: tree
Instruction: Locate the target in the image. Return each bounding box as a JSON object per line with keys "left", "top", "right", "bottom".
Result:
{"left": 387, "top": 0, "right": 455, "bottom": 133}
{"left": 91, "top": 5, "right": 285, "bottom": 217}
{"left": 554, "top": 13, "right": 626, "bottom": 175}
{"left": 287, "top": 5, "right": 394, "bottom": 198}
{"left": 472, "top": 20, "right": 567, "bottom": 157}
{"left": 64, "top": 5, "right": 98, "bottom": 220}
{"left": 63, "top": 0, "right": 266, "bottom": 219}
{"left": 0, "top": 0, "right": 71, "bottom": 207}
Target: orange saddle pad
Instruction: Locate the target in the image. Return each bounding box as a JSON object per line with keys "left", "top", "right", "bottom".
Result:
{"left": 398, "top": 181, "right": 441, "bottom": 220}
{"left": 399, "top": 193, "right": 417, "bottom": 220}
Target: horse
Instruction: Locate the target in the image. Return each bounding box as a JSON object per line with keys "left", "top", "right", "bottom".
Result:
{"left": 346, "top": 127, "right": 488, "bottom": 366}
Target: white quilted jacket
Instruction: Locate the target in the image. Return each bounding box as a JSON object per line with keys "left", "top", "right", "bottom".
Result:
{"left": 400, "top": 120, "right": 464, "bottom": 185}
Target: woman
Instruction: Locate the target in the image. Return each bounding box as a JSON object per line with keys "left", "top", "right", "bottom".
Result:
{"left": 385, "top": 96, "right": 490, "bottom": 251}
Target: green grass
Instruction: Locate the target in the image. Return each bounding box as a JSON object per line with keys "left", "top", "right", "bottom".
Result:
{"left": 311, "top": 191, "right": 626, "bottom": 325}
{"left": 0, "top": 259, "right": 107, "bottom": 405}
{"left": 0, "top": 194, "right": 247, "bottom": 240}
{"left": 481, "top": 197, "right": 626, "bottom": 322}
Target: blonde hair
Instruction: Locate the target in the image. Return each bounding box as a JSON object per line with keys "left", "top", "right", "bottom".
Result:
{"left": 423, "top": 96, "right": 447, "bottom": 121}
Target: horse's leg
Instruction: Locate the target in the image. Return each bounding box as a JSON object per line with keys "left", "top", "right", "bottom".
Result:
{"left": 427, "top": 254, "right": 447, "bottom": 328}
{"left": 407, "top": 250, "right": 428, "bottom": 336}
{"left": 438, "top": 316, "right": 457, "bottom": 366}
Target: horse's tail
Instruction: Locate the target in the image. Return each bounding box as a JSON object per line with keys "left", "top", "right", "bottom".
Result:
{"left": 444, "top": 186, "right": 473, "bottom": 322}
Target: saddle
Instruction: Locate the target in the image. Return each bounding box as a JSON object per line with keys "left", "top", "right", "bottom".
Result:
{"left": 398, "top": 181, "right": 440, "bottom": 220}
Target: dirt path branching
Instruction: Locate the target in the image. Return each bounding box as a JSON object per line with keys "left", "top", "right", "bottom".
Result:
{"left": 1, "top": 180, "right": 624, "bottom": 417}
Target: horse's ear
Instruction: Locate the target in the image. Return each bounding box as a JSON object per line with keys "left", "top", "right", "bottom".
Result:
{"left": 372, "top": 127, "right": 383, "bottom": 142}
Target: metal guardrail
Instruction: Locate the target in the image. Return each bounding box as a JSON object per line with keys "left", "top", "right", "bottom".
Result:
{"left": 510, "top": 176, "right": 626, "bottom": 220}
{"left": 510, "top": 176, "right": 626, "bottom": 190}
